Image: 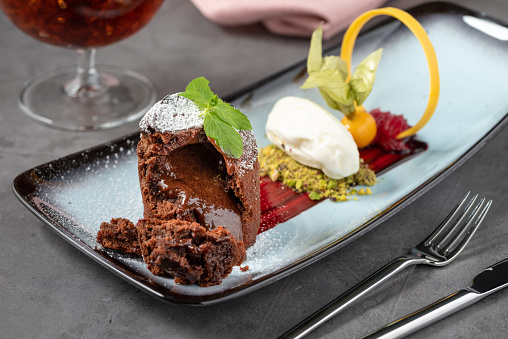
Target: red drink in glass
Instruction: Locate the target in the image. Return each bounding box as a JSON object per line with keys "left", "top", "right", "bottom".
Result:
{"left": 0, "top": 0, "right": 164, "bottom": 48}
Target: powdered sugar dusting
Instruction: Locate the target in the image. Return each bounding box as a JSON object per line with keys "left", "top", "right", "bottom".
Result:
{"left": 140, "top": 93, "right": 258, "bottom": 174}
{"left": 237, "top": 130, "right": 258, "bottom": 175}
{"left": 139, "top": 94, "right": 203, "bottom": 133}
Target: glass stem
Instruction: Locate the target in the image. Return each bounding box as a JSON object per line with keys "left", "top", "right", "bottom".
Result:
{"left": 64, "top": 48, "right": 105, "bottom": 98}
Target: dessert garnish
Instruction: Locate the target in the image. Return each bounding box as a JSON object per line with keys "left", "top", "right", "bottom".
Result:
{"left": 302, "top": 23, "right": 381, "bottom": 148}
{"left": 262, "top": 95, "right": 376, "bottom": 202}
{"left": 303, "top": 7, "right": 440, "bottom": 148}
{"left": 178, "top": 76, "right": 252, "bottom": 159}
{"left": 259, "top": 145, "right": 375, "bottom": 201}
{"left": 370, "top": 108, "right": 412, "bottom": 152}
{"left": 261, "top": 8, "right": 441, "bottom": 203}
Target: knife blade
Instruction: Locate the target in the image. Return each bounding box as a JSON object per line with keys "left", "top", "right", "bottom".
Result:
{"left": 362, "top": 258, "right": 508, "bottom": 339}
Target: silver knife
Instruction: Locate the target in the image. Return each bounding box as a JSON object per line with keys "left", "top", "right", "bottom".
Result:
{"left": 362, "top": 258, "right": 508, "bottom": 339}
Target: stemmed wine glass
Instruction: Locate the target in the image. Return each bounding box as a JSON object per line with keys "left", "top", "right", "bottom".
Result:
{"left": 0, "top": 0, "right": 164, "bottom": 130}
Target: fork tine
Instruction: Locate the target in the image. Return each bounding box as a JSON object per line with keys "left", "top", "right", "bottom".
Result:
{"left": 434, "top": 194, "right": 479, "bottom": 249}
{"left": 442, "top": 197, "right": 485, "bottom": 252}
{"left": 424, "top": 192, "right": 472, "bottom": 246}
{"left": 445, "top": 199, "right": 492, "bottom": 258}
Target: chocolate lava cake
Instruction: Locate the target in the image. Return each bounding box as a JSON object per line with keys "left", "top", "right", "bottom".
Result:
{"left": 135, "top": 93, "right": 260, "bottom": 284}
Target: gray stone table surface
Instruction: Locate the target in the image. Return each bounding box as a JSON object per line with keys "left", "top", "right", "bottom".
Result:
{"left": 1, "top": 0, "right": 507, "bottom": 338}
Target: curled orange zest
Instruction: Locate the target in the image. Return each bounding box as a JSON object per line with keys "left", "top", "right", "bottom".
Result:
{"left": 341, "top": 7, "right": 440, "bottom": 139}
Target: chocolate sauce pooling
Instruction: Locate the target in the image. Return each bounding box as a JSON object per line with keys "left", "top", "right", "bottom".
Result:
{"left": 157, "top": 143, "right": 243, "bottom": 241}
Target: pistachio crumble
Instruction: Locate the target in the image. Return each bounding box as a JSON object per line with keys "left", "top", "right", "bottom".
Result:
{"left": 259, "top": 145, "right": 376, "bottom": 202}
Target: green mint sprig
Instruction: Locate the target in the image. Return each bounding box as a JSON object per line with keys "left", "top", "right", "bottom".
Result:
{"left": 301, "top": 24, "right": 383, "bottom": 117}
{"left": 178, "top": 77, "right": 252, "bottom": 159}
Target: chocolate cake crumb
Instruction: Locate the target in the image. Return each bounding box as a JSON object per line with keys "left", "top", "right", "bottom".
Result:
{"left": 137, "top": 218, "right": 246, "bottom": 287}
{"left": 97, "top": 218, "right": 140, "bottom": 255}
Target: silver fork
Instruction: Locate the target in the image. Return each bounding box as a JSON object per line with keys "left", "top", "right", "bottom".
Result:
{"left": 279, "top": 192, "right": 493, "bottom": 339}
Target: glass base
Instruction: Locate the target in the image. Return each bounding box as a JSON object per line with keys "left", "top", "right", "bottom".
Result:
{"left": 19, "top": 65, "right": 157, "bottom": 131}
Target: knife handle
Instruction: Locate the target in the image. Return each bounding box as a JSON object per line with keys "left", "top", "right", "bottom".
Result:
{"left": 362, "top": 289, "right": 482, "bottom": 339}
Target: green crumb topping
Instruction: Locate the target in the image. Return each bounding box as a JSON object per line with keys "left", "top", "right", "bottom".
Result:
{"left": 259, "top": 145, "right": 376, "bottom": 202}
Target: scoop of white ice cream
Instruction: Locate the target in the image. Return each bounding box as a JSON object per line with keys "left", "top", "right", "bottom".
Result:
{"left": 265, "top": 96, "right": 359, "bottom": 179}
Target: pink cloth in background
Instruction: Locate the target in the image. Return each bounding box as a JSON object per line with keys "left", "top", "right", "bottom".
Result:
{"left": 189, "top": 0, "right": 386, "bottom": 39}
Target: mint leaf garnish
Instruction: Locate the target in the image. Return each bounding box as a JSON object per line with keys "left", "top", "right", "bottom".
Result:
{"left": 178, "top": 77, "right": 252, "bottom": 159}
{"left": 179, "top": 76, "right": 214, "bottom": 108}
{"left": 214, "top": 98, "right": 252, "bottom": 130}
{"left": 204, "top": 113, "right": 244, "bottom": 159}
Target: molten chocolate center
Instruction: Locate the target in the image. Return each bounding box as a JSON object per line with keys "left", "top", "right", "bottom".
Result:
{"left": 157, "top": 143, "right": 243, "bottom": 241}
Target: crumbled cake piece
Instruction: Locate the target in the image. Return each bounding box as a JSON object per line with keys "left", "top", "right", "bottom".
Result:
{"left": 97, "top": 218, "right": 140, "bottom": 255}
{"left": 137, "top": 218, "right": 246, "bottom": 287}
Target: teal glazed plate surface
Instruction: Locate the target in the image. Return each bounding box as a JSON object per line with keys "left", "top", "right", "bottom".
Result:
{"left": 13, "top": 3, "right": 508, "bottom": 305}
